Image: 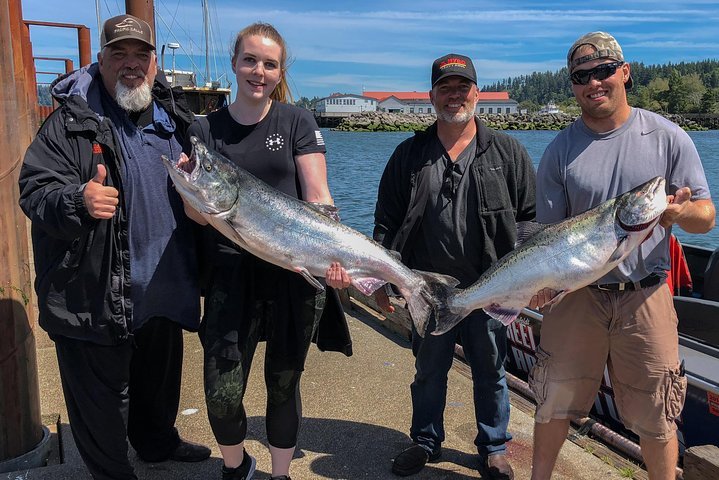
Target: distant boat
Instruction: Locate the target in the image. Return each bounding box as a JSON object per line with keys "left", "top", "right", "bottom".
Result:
{"left": 160, "top": 64, "right": 230, "bottom": 115}
{"left": 538, "top": 102, "right": 560, "bottom": 115}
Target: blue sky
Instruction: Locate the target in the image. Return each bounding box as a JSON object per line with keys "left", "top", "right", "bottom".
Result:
{"left": 24, "top": 0, "right": 719, "bottom": 100}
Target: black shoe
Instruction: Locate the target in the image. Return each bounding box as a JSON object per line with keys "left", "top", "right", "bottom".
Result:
{"left": 222, "top": 449, "right": 256, "bottom": 480}
{"left": 169, "top": 438, "right": 211, "bottom": 462}
{"left": 270, "top": 476, "right": 291, "bottom": 480}
{"left": 479, "top": 453, "right": 514, "bottom": 480}
{"left": 391, "top": 444, "right": 441, "bottom": 476}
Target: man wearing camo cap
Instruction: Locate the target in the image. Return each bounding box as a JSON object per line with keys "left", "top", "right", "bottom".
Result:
{"left": 527, "top": 32, "right": 715, "bottom": 480}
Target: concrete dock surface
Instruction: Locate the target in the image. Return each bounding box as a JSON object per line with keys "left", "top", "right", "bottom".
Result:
{"left": 9, "top": 299, "right": 641, "bottom": 479}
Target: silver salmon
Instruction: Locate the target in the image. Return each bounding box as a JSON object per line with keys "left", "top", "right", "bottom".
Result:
{"left": 163, "top": 136, "right": 458, "bottom": 337}
{"left": 434, "top": 176, "right": 668, "bottom": 335}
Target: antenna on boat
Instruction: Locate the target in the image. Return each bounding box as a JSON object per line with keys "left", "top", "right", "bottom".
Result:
{"left": 167, "top": 42, "right": 180, "bottom": 86}
{"left": 203, "top": 0, "right": 210, "bottom": 86}
{"left": 95, "top": 0, "right": 102, "bottom": 46}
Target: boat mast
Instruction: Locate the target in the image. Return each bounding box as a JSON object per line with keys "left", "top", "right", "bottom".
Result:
{"left": 203, "top": 0, "right": 210, "bottom": 85}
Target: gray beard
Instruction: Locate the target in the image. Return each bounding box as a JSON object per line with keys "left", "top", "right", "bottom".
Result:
{"left": 436, "top": 108, "right": 475, "bottom": 124}
{"left": 115, "top": 81, "right": 152, "bottom": 112}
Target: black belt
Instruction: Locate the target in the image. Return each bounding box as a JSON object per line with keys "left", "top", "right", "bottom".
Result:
{"left": 589, "top": 274, "right": 663, "bottom": 292}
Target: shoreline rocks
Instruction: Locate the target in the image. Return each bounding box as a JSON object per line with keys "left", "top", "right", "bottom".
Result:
{"left": 332, "top": 111, "right": 708, "bottom": 132}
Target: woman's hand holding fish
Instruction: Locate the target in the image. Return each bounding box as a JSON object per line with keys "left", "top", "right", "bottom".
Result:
{"left": 325, "top": 262, "right": 351, "bottom": 289}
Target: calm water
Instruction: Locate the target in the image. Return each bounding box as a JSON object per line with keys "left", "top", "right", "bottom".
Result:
{"left": 324, "top": 129, "right": 719, "bottom": 250}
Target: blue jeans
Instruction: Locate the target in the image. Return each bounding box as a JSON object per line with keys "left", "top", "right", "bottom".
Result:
{"left": 409, "top": 310, "right": 511, "bottom": 456}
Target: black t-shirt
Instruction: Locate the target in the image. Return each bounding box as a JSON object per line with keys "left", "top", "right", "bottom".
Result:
{"left": 185, "top": 101, "right": 326, "bottom": 198}
{"left": 185, "top": 101, "right": 326, "bottom": 262}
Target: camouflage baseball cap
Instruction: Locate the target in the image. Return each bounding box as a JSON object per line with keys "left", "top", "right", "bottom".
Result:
{"left": 567, "top": 31, "right": 632, "bottom": 89}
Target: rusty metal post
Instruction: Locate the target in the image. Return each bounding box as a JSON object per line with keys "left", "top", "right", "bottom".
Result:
{"left": 125, "top": 0, "right": 155, "bottom": 36}
{"left": 77, "top": 25, "right": 91, "bottom": 67}
{"left": 64, "top": 58, "right": 73, "bottom": 73}
{"left": 7, "top": 0, "right": 34, "bottom": 140}
{"left": 0, "top": 0, "right": 43, "bottom": 465}
{"left": 19, "top": 15, "right": 37, "bottom": 127}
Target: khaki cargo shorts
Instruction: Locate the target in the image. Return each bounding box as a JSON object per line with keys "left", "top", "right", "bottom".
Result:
{"left": 528, "top": 282, "right": 686, "bottom": 440}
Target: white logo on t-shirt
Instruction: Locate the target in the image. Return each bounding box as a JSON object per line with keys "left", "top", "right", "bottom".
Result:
{"left": 266, "top": 133, "right": 285, "bottom": 152}
{"left": 314, "top": 130, "right": 325, "bottom": 146}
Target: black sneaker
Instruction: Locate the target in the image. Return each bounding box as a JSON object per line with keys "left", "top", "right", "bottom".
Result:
{"left": 270, "top": 476, "right": 291, "bottom": 480}
{"left": 222, "top": 449, "right": 256, "bottom": 480}
{"left": 391, "top": 444, "right": 441, "bottom": 476}
{"left": 169, "top": 439, "right": 211, "bottom": 462}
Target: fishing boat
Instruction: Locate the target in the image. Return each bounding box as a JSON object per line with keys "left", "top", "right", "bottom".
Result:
{"left": 160, "top": 63, "right": 229, "bottom": 115}
{"left": 505, "top": 239, "right": 719, "bottom": 453}
{"left": 157, "top": 0, "right": 230, "bottom": 115}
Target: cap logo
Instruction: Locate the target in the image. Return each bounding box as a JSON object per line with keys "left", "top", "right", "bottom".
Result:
{"left": 114, "top": 18, "right": 145, "bottom": 36}
{"left": 440, "top": 58, "right": 467, "bottom": 70}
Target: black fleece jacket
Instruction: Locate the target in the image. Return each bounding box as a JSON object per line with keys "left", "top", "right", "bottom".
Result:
{"left": 19, "top": 64, "right": 194, "bottom": 345}
{"left": 373, "top": 117, "right": 536, "bottom": 276}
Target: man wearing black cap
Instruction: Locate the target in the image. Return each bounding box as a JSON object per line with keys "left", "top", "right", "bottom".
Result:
{"left": 19, "top": 13, "right": 210, "bottom": 479}
{"left": 529, "top": 32, "right": 715, "bottom": 480}
{"left": 373, "top": 53, "right": 536, "bottom": 479}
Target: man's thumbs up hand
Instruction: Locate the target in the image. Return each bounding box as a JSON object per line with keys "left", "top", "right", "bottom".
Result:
{"left": 84, "top": 164, "right": 119, "bottom": 219}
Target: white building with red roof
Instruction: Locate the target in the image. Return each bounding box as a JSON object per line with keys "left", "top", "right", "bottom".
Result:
{"left": 363, "top": 91, "right": 518, "bottom": 114}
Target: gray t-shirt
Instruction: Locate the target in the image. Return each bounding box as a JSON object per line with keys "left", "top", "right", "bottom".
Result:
{"left": 409, "top": 135, "right": 482, "bottom": 287}
{"left": 536, "top": 107, "right": 711, "bottom": 284}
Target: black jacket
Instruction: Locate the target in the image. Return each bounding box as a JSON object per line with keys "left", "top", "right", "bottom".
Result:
{"left": 18, "top": 64, "right": 194, "bottom": 345}
{"left": 373, "top": 118, "right": 536, "bottom": 274}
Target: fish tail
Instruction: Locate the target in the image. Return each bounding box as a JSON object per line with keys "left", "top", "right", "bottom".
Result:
{"left": 432, "top": 302, "right": 469, "bottom": 336}
{"left": 405, "top": 270, "right": 460, "bottom": 337}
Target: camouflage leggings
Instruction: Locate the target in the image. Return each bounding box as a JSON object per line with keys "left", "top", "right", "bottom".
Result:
{"left": 203, "top": 262, "right": 325, "bottom": 447}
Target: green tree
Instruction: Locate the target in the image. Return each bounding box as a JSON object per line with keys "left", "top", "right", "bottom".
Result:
{"left": 700, "top": 88, "right": 719, "bottom": 114}
{"left": 643, "top": 77, "right": 669, "bottom": 112}
{"left": 683, "top": 73, "right": 706, "bottom": 113}
{"left": 518, "top": 100, "right": 540, "bottom": 113}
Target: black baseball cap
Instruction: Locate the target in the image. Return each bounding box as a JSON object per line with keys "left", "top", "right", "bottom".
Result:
{"left": 101, "top": 14, "right": 155, "bottom": 50}
{"left": 431, "top": 53, "right": 477, "bottom": 87}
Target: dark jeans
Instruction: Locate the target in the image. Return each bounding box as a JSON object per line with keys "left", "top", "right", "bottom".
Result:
{"left": 54, "top": 317, "right": 183, "bottom": 479}
{"left": 409, "top": 310, "right": 511, "bottom": 457}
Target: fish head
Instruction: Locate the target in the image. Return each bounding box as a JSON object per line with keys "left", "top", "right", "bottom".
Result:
{"left": 162, "top": 136, "right": 239, "bottom": 215}
{"left": 615, "top": 176, "right": 667, "bottom": 234}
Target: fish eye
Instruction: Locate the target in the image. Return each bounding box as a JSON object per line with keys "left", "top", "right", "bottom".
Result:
{"left": 203, "top": 159, "right": 212, "bottom": 172}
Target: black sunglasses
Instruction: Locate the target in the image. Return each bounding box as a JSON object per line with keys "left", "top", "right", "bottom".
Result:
{"left": 570, "top": 61, "right": 624, "bottom": 86}
{"left": 442, "top": 163, "right": 460, "bottom": 199}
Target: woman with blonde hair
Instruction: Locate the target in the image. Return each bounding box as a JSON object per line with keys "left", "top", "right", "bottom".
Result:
{"left": 183, "top": 22, "right": 351, "bottom": 480}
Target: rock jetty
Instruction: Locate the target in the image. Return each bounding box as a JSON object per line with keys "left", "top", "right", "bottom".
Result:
{"left": 333, "top": 111, "right": 707, "bottom": 132}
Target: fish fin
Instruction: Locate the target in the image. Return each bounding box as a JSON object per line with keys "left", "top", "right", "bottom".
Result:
{"left": 515, "top": 221, "right": 545, "bottom": 248}
{"left": 387, "top": 250, "right": 402, "bottom": 261}
{"left": 430, "top": 307, "right": 466, "bottom": 336}
{"left": 351, "top": 277, "right": 387, "bottom": 296}
{"left": 406, "top": 271, "right": 460, "bottom": 337}
{"left": 221, "top": 219, "right": 251, "bottom": 250}
{"left": 483, "top": 304, "right": 524, "bottom": 326}
{"left": 306, "top": 202, "right": 340, "bottom": 221}
{"left": 413, "top": 269, "right": 461, "bottom": 288}
{"left": 608, "top": 236, "right": 631, "bottom": 262}
{"left": 294, "top": 267, "right": 325, "bottom": 291}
